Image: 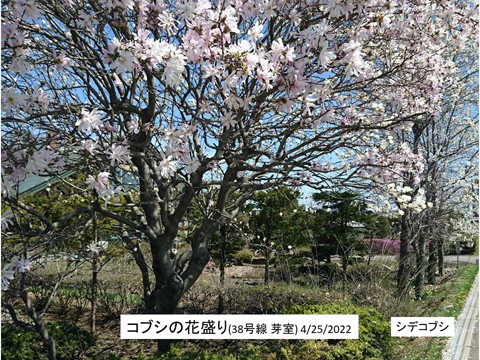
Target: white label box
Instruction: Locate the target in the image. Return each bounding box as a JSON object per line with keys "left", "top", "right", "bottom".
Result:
{"left": 391, "top": 317, "right": 455, "bottom": 337}
{"left": 121, "top": 314, "right": 359, "bottom": 339}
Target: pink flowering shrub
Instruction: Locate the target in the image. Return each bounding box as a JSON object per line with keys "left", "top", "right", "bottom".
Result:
{"left": 364, "top": 238, "right": 413, "bottom": 255}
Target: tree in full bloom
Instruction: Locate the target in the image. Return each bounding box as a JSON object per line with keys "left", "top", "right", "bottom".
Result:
{"left": 358, "top": 33, "right": 478, "bottom": 298}
{"left": 1, "top": 0, "right": 477, "bottom": 352}
{"left": 418, "top": 43, "right": 478, "bottom": 292}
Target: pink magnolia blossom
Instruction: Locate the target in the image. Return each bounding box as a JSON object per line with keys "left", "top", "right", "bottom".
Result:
{"left": 86, "top": 172, "right": 111, "bottom": 192}
{"left": 110, "top": 48, "right": 138, "bottom": 73}
{"left": 52, "top": 49, "right": 71, "bottom": 71}
{"left": 25, "top": 149, "right": 64, "bottom": 175}
{"left": 19, "top": 0, "right": 41, "bottom": 19}
{"left": 81, "top": 139, "right": 97, "bottom": 155}
{"left": 158, "top": 155, "right": 178, "bottom": 178}
{"left": 221, "top": 112, "right": 237, "bottom": 129}
{"left": 13, "top": 257, "right": 32, "bottom": 273}
{"left": 183, "top": 155, "right": 200, "bottom": 174}
{"left": 109, "top": 143, "right": 131, "bottom": 166}
{"left": 162, "top": 51, "right": 186, "bottom": 86}
{"left": 1, "top": 89, "right": 28, "bottom": 114}
{"left": 77, "top": 108, "right": 102, "bottom": 133}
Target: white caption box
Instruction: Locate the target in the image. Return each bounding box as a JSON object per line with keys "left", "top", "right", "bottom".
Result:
{"left": 121, "top": 314, "right": 359, "bottom": 339}
{"left": 391, "top": 317, "right": 455, "bottom": 337}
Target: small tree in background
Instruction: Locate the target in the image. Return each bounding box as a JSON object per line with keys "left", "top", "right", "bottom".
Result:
{"left": 249, "top": 187, "right": 306, "bottom": 285}
{"left": 312, "top": 191, "right": 369, "bottom": 272}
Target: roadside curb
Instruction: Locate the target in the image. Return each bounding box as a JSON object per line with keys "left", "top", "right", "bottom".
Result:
{"left": 443, "top": 273, "right": 479, "bottom": 360}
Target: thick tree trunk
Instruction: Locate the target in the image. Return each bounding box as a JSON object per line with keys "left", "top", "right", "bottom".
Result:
{"left": 150, "top": 264, "right": 208, "bottom": 354}
{"left": 218, "top": 226, "right": 226, "bottom": 314}
{"left": 147, "top": 277, "right": 184, "bottom": 354}
{"left": 149, "top": 229, "right": 212, "bottom": 354}
{"left": 427, "top": 239, "right": 437, "bottom": 284}
{"left": 397, "top": 215, "right": 411, "bottom": 298}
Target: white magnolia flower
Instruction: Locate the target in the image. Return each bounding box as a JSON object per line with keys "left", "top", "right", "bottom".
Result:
{"left": 271, "top": 39, "right": 295, "bottom": 62}
{"left": 25, "top": 149, "right": 63, "bottom": 175}
{"left": 127, "top": 117, "right": 139, "bottom": 134}
{"left": 52, "top": 49, "right": 71, "bottom": 71}
{"left": 2, "top": 88, "right": 28, "bottom": 114}
{"left": 97, "top": 185, "right": 123, "bottom": 204}
{"left": 86, "top": 172, "right": 110, "bottom": 192}
{"left": 81, "top": 139, "right": 97, "bottom": 155}
{"left": 142, "top": 39, "right": 170, "bottom": 66}
{"left": 14, "top": 257, "right": 31, "bottom": 273}
{"left": 227, "top": 40, "right": 252, "bottom": 56}
{"left": 342, "top": 39, "right": 366, "bottom": 77}
{"left": 87, "top": 243, "right": 100, "bottom": 256}
{"left": 110, "top": 49, "right": 138, "bottom": 73}
{"left": 221, "top": 112, "right": 237, "bottom": 129}
{"left": 158, "top": 11, "right": 178, "bottom": 35}
{"left": 183, "top": 156, "right": 200, "bottom": 174}
{"left": 158, "top": 155, "right": 178, "bottom": 178}
{"left": 248, "top": 22, "right": 264, "bottom": 41}
{"left": 109, "top": 143, "right": 131, "bottom": 166}
{"left": 320, "top": 47, "right": 336, "bottom": 67}
{"left": 202, "top": 63, "right": 222, "bottom": 79}
{"left": 162, "top": 52, "right": 186, "bottom": 87}
{"left": 76, "top": 108, "right": 102, "bottom": 133}
{"left": 222, "top": 6, "right": 240, "bottom": 34}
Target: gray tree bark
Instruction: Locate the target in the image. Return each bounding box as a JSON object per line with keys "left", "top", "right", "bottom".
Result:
{"left": 20, "top": 291, "right": 57, "bottom": 360}
{"left": 397, "top": 215, "right": 412, "bottom": 298}
{"left": 414, "top": 234, "right": 426, "bottom": 300}
{"left": 438, "top": 237, "right": 445, "bottom": 276}
{"left": 427, "top": 239, "right": 437, "bottom": 284}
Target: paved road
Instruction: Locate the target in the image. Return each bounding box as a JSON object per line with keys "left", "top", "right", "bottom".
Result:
{"left": 444, "top": 255, "right": 479, "bottom": 266}
{"left": 371, "top": 254, "right": 478, "bottom": 265}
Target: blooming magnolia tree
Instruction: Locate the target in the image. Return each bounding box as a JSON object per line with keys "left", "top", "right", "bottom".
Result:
{"left": 420, "top": 44, "right": 478, "bottom": 289}
{"left": 359, "top": 35, "right": 478, "bottom": 298}
{"left": 2, "top": 0, "right": 477, "bottom": 348}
